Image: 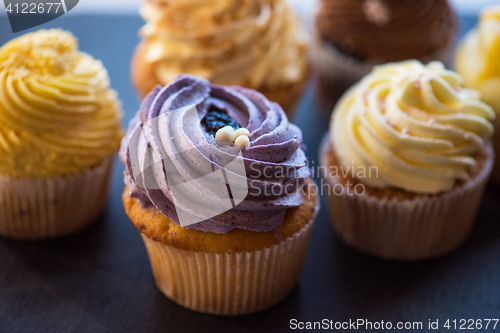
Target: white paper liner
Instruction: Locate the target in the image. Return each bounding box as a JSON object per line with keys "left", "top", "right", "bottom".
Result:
{"left": 320, "top": 136, "right": 494, "bottom": 260}
{"left": 0, "top": 156, "right": 114, "bottom": 240}
{"left": 141, "top": 212, "right": 316, "bottom": 316}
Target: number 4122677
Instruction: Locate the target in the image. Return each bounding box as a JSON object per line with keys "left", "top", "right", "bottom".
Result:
{"left": 5, "top": 3, "right": 62, "bottom": 14}
{"left": 444, "top": 319, "right": 498, "bottom": 330}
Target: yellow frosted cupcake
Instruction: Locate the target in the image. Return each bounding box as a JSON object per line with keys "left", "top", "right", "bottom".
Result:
{"left": 455, "top": 6, "right": 500, "bottom": 183}
{"left": 0, "top": 29, "right": 123, "bottom": 240}
{"left": 131, "top": 0, "right": 310, "bottom": 116}
{"left": 320, "top": 60, "right": 495, "bottom": 260}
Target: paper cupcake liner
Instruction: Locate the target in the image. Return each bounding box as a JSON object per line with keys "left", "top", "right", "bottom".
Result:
{"left": 141, "top": 215, "right": 316, "bottom": 316}
{"left": 259, "top": 65, "right": 312, "bottom": 118}
{"left": 313, "top": 38, "right": 374, "bottom": 90}
{"left": 0, "top": 156, "right": 114, "bottom": 240}
{"left": 320, "top": 137, "right": 494, "bottom": 260}
{"left": 490, "top": 119, "right": 500, "bottom": 184}
{"left": 312, "top": 35, "right": 453, "bottom": 93}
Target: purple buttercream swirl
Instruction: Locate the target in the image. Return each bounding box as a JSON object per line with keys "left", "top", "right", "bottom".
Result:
{"left": 120, "top": 75, "right": 309, "bottom": 234}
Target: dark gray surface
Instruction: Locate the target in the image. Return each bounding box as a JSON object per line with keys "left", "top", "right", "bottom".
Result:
{"left": 0, "top": 14, "right": 499, "bottom": 333}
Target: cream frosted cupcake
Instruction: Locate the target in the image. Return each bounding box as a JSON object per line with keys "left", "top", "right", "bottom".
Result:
{"left": 131, "top": 0, "right": 310, "bottom": 116}
{"left": 121, "top": 75, "right": 319, "bottom": 315}
{"left": 320, "top": 60, "right": 495, "bottom": 260}
{"left": 314, "top": 0, "right": 457, "bottom": 109}
{"left": 455, "top": 6, "right": 500, "bottom": 183}
{"left": 0, "top": 29, "right": 123, "bottom": 240}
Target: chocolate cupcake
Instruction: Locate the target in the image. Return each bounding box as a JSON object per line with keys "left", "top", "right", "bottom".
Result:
{"left": 314, "top": 0, "right": 457, "bottom": 109}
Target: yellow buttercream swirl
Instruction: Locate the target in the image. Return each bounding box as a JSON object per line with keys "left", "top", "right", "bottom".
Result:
{"left": 139, "top": 0, "right": 308, "bottom": 89}
{"left": 0, "top": 29, "right": 123, "bottom": 178}
{"left": 331, "top": 60, "right": 495, "bottom": 194}
{"left": 455, "top": 5, "right": 500, "bottom": 113}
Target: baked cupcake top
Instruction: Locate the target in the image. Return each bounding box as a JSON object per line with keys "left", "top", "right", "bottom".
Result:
{"left": 138, "top": 0, "right": 308, "bottom": 90}
{"left": 455, "top": 5, "right": 500, "bottom": 113}
{"left": 316, "top": 0, "right": 456, "bottom": 62}
{"left": 0, "top": 29, "right": 123, "bottom": 178}
{"left": 331, "top": 60, "right": 495, "bottom": 194}
{"left": 120, "top": 75, "right": 309, "bottom": 234}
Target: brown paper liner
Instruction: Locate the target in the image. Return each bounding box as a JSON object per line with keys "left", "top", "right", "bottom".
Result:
{"left": 259, "top": 66, "right": 312, "bottom": 118}
{"left": 313, "top": 38, "right": 375, "bottom": 90}
{"left": 320, "top": 136, "right": 494, "bottom": 260}
{"left": 490, "top": 118, "right": 500, "bottom": 184}
{"left": 131, "top": 41, "right": 311, "bottom": 118}
{"left": 141, "top": 214, "right": 315, "bottom": 316}
{"left": 312, "top": 36, "right": 452, "bottom": 101}
{"left": 0, "top": 156, "right": 114, "bottom": 240}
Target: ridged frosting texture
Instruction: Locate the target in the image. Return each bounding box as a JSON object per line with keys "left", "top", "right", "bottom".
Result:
{"left": 120, "top": 75, "right": 309, "bottom": 234}
{"left": 139, "top": 0, "right": 308, "bottom": 89}
{"left": 455, "top": 5, "right": 500, "bottom": 113}
{"left": 331, "top": 60, "right": 495, "bottom": 194}
{"left": 0, "top": 29, "right": 123, "bottom": 178}
{"left": 316, "top": 0, "right": 456, "bottom": 62}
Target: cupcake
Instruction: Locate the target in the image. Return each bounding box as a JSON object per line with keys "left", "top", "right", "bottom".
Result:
{"left": 0, "top": 29, "right": 123, "bottom": 240}
{"left": 314, "top": 0, "right": 457, "bottom": 109}
{"left": 131, "top": 0, "right": 310, "bottom": 116}
{"left": 320, "top": 60, "right": 495, "bottom": 260}
{"left": 120, "top": 75, "right": 319, "bottom": 315}
{"left": 455, "top": 6, "right": 500, "bottom": 183}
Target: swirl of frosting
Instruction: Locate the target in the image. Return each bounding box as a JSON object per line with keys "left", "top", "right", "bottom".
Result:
{"left": 316, "top": 0, "right": 457, "bottom": 62}
{"left": 138, "top": 0, "right": 308, "bottom": 90}
{"left": 331, "top": 60, "right": 495, "bottom": 194}
{"left": 120, "top": 75, "right": 309, "bottom": 234}
{"left": 0, "top": 29, "right": 123, "bottom": 178}
{"left": 455, "top": 5, "right": 500, "bottom": 114}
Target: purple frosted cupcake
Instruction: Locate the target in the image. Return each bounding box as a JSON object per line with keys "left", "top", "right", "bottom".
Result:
{"left": 121, "top": 75, "right": 319, "bottom": 315}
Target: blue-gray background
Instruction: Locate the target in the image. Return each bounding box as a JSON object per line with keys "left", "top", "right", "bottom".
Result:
{"left": 0, "top": 12, "right": 499, "bottom": 333}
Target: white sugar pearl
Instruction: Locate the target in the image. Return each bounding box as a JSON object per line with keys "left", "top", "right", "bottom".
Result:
{"left": 215, "top": 126, "right": 235, "bottom": 144}
{"left": 234, "top": 135, "right": 250, "bottom": 148}
{"left": 234, "top": 128, "right": 250, "bottom": 140}
{"left": 223, "top": 126, "right": 235, "bottom": 133}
